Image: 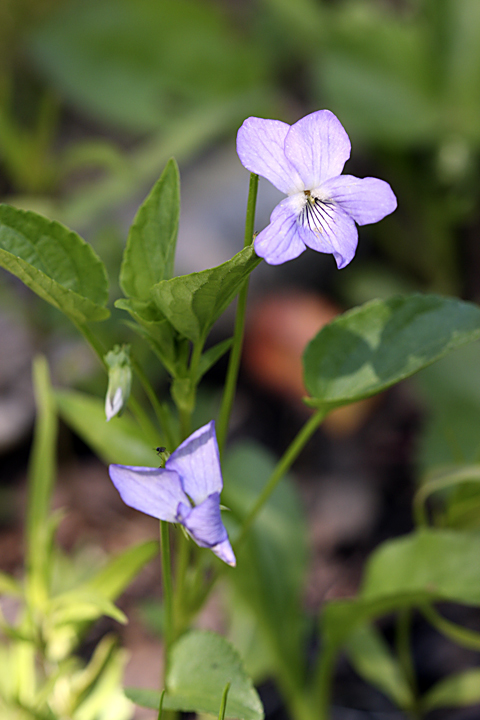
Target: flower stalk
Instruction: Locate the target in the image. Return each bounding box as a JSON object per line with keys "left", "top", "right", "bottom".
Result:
{"left": 216, "top": 172, "right": 258, "bottom": 456}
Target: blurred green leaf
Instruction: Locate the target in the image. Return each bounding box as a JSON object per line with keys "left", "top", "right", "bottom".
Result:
{"left": 48, "top": 591, "right": 127, "bottom": 626}
{"left": 59, "top": 94, "right": 274, "bottom": 231}
{"left": 86, "top": 540, "right": 158, "bottom": 602}
{"left": 120, "top": 159, "right": 180, "bottom": 300}
{"left": 226, "top": 593, "right": 275, "bottom": 684}
{"left": 26, "top": 357, "right": 58, "bottom": 611}
{"left": 68, "top": 635, "right": 132, "bottom": 720}
{"left": 223, "top": 442, "right": 308, "bottom": 689}
{"left": 421, "top": 603, "right": 480, "bottom": 652}
{"left": 345, "top": 623, "right": 413, "bottom": 710}
{"left": 437, "top": 0, "right": 480, "bottom": 141}
{"left": 303, "top": 294, "right": 480, "bottom": 410}
{"left": 422, "top": 668, "right": 480, "bottom": 712}
{"left": 0, "top": 572, "right": 22, "bottom": 597}
{"left": 0, "top": 205, "right": 109, "bottom": 323}
{"left": 415, "top": 342, "right": 480, "bottom": 469}
{"left": 29, "top": 0, "right": 267, "bottom": 133}
{"left": 128, "top": 630, "right": 263, "bottom": 720}
{"left": 151, "top": 246, "right": 261, "bottom": 343}
{"left": 316, "top": 2, "right": 439, "bottom": 145}
{"left": 414, "top": 464, "right": 480, "bottom": 528}
{"left": 55, "top": 389, "right": 158, "bottom": 465}
{"left": 362, "top": 529, "right": 480, "bottom": 605}
{"left": 322, "top": 528, "right": 480, "bottom": 652}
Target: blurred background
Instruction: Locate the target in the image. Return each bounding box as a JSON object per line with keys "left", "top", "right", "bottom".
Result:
{"left": 1, "top": 0, "right": 480, "bottom": 717}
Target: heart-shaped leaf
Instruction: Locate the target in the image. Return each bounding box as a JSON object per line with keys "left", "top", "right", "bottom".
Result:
{"left": 127, "top": 630, "right": 263, "bottom": 720}
{"left": 304, "top": 294, "right": 480, "bottom": 409}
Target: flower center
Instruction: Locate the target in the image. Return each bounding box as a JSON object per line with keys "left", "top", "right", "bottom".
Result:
{"left": 300, "top": 191, "right": 336, "bottom": 236}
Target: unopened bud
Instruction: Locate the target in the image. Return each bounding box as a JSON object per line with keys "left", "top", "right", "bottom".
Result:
{"left": 104, "top": 345, "right": 132, "bottom": 421}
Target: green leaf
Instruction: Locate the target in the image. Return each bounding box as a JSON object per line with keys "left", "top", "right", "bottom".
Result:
{"left": 362, "top": 528, "right": 480, "bottom": 606}
{"left": 128, "top": 630, "right": 263, "bottom": 720}
{"left": 439, "top": 0, "right": 480, "bottom": 142}
{"left": 86, "top": 540, "right": 158, "bottom": 602}
{"left": 55, "top": 389, "right": 158, "bottom": 466}
{"left": 120, "top": 159, "right": 180, "bottom": 299}
{"left": 125, "top": 688, "right": 161, "bottom": 711}
{"left": 26, "top": 356, "right": 58, "bottom": 610}
{"left": 48, "top": 590, "right": 127, "bottom": 626}
{"left": 223, "top": 442, "right": 308, "bottom": 688}
{"left": 69, "top": 636, "right": 132, "bottom": 720}
{"left": 29, "top": 0, "right": 267, "bottom": 133}
{"left": 150, "top": 245, "right": 261, "bottom": 343}
{"left": 197, "top": 338, "right": 233, "bottom": 381}
{"left": 414, "top": 464, "right": 480, "bottom": 528}
{"left": 316, "top": 2, "right": 440, "bottom": 146}
{"left": 321, "top": 528, "right": 480, "bottom": 650}
{"left": 115, "top": 297, "right": 179, "bottom": 377}
{"left": 345, "top": 624, "right": 413, "bottom": 710}
{"left": 414, "top": 342, "right": 480, "bottom": 469}
{"left": 0, "top": 205, "right": 109, "bottom": 322}
{"left": 0, "top": 571, "right": 22, "bottom": 597}
{"left": 422, "top": 668, "right": 480, "bottom": 712}
{"left": 303, "top": 294, "right": 480, "bottom": 410}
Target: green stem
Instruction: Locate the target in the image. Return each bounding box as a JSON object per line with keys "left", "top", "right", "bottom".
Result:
{"left": 216, "top": 173, "right": 258, "bottom": 456}
{"left": 236, "top": 408, "right": 326, "bottom": 546}
{"left": 73, "top": 320, "right": 108, "bottom": 369}
{"left": 396, "top": 609, "right": 421, "bottom": 719}
{"left": 191, "top": 408, "right": 327, "bottom": 624}
{"left": 160, "top": 521, "right": 174, "bottom": 676}
{"left": 218, "top": 683, "right": 231, "bottom": 720}
{"left": 312, "top": 642, "right": 337, "bottom": 720}
{"left": 173, "top": 531, "right": 191, "bottom": 635}
{"left": 131, "top": 355, "right": 176, "bottom": 449}
{"left": 157, "top": 689, "right": 166, "bottom": 720}
{"left": 178, "top": 339, "right": 205, "bottom": 440}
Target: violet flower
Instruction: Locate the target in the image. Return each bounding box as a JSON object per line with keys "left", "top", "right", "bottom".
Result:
{"left": 236, "top": 109, "right": 397, "bottom": 268}
{"left": 109, "top": 421, "right": 236, "bottom": 566}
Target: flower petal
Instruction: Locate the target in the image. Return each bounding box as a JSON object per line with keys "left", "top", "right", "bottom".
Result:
{"left": 236, "top": 117, "right": 304, "bottom": 194}
{"left": 109, "top": 465, "right": 188, "bottom": 521}
{"left": 177, "top": 492, "right": 229, "bottom": 549}
{"left": 166, "top": 421, "right": 222, "bottom": 505}
{"left": 211, "top": 539, "right": 236, "bottom": 567}
{"left": 254, "top": 195, "right": 306, "bottom": 265}
{"left": 319, "top": 175, "right": 397, "bottom": 226}
{"left": 297, "top": 201, "right": 358, "bottom": 269}
{"left": 284, "top": 110, "right": 351, "bottom": 190}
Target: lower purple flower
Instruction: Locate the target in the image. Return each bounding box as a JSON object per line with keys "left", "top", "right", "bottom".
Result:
{"left": 109, "top": 421, "right": 236, "bottom": 566}
{"left": 236, "top": 109, "right": 397, "bottom": 268}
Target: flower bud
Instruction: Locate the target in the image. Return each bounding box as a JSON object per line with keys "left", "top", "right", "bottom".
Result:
{"left": 104, "top": 345, "right": 132, "bottom": 421}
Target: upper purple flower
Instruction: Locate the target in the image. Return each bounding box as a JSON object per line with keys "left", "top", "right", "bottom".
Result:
{"left": 109, "top": 421, "right": 235, "bottom": 566}
{"left": 236, "top": 109, "right": 397, "bottom": 268}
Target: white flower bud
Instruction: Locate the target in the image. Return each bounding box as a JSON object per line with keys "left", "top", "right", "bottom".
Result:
{"left": 104, "top": 345, "right": 132, "bottom": 421}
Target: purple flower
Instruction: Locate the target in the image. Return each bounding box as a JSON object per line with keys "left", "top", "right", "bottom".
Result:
{"left": 236, "top": 109, "right": 397, "bottom": 268}
{"left": 109, "top": 421, "right": 236, "bottom": 566}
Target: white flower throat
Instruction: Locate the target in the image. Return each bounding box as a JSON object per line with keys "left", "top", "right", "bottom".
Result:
{"left": 298, "top": 189, "right": 336, "bottom": 236}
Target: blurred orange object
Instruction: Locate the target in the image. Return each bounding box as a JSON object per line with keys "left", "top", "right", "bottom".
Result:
{"left": 243, "top": 291, "right": 377, "bottom": 437}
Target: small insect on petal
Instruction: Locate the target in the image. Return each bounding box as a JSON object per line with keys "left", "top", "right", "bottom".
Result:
{"left": 108, "top": 422, "right": 235, "bottom": 566}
